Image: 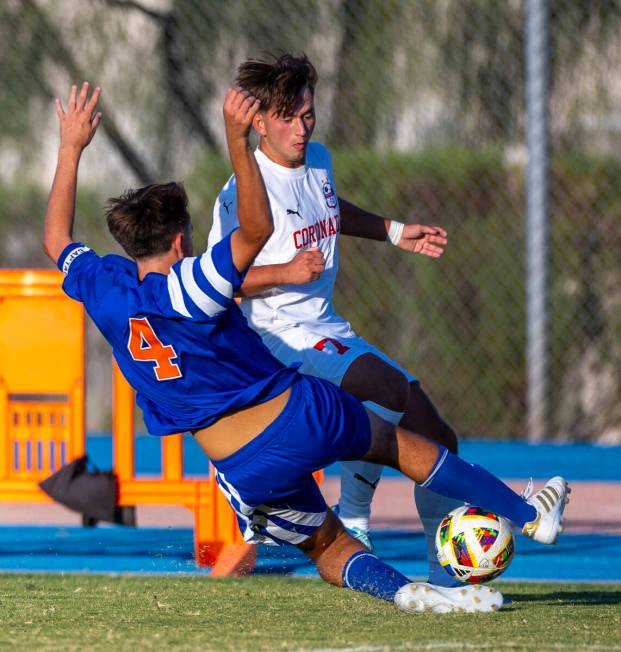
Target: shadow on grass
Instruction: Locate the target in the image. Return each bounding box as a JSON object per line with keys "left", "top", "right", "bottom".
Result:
{"left": 506, "top": 589, "right": 621, "bottom": 606}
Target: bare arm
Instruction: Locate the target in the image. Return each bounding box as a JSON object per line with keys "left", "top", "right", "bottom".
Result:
{"left": 238, "top": 247, "right": 325, "bottom": 296}
{"left": 43, "top": 82, "right": 102, "bottom": 264}
{"left": 237, "top": 191, "right": 448, "bottom": 296}
{"left": 338, "top": 196, "right": 448, "bottom": 258}
{"left": 223, "top": 88, "right": 274, "bottom": 273}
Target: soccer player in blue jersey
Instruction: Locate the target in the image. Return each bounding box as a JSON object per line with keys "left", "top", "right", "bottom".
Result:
{"left": 43, "top": 81, "right": 569, "bottom": 615}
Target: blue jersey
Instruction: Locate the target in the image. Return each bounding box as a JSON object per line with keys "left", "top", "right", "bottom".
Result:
{"left": 58, "top": 233, "right": 299, "bottom": 435}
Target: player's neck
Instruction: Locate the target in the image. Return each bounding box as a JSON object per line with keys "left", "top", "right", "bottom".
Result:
{"left": 136, "top": 251, "right": 179, "bottom": 281}
{"left": 258, "top": 140, "right": 306, "bottom": 169}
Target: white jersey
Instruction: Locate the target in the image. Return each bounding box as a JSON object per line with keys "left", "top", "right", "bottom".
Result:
{"left": 208, "top": 143, "right": 354, "bottom": 339}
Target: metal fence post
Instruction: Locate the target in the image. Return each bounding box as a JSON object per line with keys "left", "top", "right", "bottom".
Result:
{"left": 525, "top": 0, "right": 550, "bottom": 441}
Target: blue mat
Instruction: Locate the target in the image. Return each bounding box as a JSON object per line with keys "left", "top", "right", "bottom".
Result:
{"left": 3, "top": 440, "right": 618, "bottom": 582}
{"left": 84, "top": 435, "right": 621, "bottom": 481}
{"left": 1, "top": 526, "right": 619, "bottom": 582}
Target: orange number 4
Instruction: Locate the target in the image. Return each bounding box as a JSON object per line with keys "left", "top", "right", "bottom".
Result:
{"left": 128, "top": 317, "right": 182, "bottom": 381}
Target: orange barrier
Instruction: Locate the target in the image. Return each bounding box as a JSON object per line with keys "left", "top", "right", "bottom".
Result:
{"left": 0, "top": 270, "right": 85, "bottom": 503}
{"left": 0, "top": 269, "right": 322, "bottom": 575}
{"left": 112, "top": 365, "right": 324, "bottom": 573}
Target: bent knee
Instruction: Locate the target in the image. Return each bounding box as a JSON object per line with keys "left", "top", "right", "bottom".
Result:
{"left": 377, "top": 368, "right": 410, "bottom": 413}
{"left": 341, "top": 354, "right": 409, "bottom": 413}
{"left": 403, "top": 382, "right": 459, "bottom": 453}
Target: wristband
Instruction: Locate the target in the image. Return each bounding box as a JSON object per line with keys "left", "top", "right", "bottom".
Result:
{"left": 386, "top": 220, "right": 404, "bottom": 246}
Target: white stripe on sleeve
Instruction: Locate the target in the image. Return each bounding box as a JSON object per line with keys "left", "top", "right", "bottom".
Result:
{"left": 199, "top": 249, "right": 233, "bottom": 299}
{"left": 167, "top": 268, "right": 192, "bottom": 317}
{"left": 179, "top": 257, "right": 226, "bottom": 317}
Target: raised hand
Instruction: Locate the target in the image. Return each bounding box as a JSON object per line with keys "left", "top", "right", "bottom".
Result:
{"left": 396, "top": 224, "right": 448, "bottom": 258}
{"left": 54, "top": 82, "right": 102, "bottom": 152}
{"left": 223, "top": 87, "right": 260, "bottom": 147}
{"left": 224, "top": 86, "right": 272, "bottom": 273}
{"left": 285, "top": 247, "right": 325, "bottom": 284}
{"left": 44, "top": 83, "right": 102, "bottom": 263}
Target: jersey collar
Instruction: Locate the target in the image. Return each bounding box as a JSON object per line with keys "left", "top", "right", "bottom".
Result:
{"left": 255, "top": 147, "right": 308, "bottom": 179}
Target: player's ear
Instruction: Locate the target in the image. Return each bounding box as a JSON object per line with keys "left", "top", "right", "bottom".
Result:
{"left": 171, "top": 232, "right": 186, "bottom": 260}
{"left": 253, "top": 111, "right": 267, "bottom": 137}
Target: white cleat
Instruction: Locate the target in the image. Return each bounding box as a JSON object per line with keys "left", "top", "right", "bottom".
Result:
{"left": 394, "top": 582, "right": 505, "bottom": 614}
{"left": 522, "top": 476, "right": 570, "bottom": 544}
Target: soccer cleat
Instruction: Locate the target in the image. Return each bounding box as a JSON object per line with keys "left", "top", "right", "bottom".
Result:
{"left": 394, "top": 582, "right": 505, "bottom": 614}
{"left": 522, "top": 476, "right": 570, "bottom": 544}
{"left": 346, "top": 526, "right": 374, "bottom": 552}
{"left": 332, "top": 505, "right": 374, "bottom": 551}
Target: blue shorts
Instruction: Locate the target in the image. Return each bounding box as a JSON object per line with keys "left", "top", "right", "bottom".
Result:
{"left": 211, "top": 374, "right": 371, "bottom": 546}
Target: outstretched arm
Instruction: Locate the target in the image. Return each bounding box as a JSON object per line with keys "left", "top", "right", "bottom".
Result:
{"left": 224, "top": 88, "right": 274, "bottom": 273}
{"left": 43, "top": 82, "right": 102, "bottom": 264}
{"left": 339, "top": 196, "right": 448, "bottom": 258}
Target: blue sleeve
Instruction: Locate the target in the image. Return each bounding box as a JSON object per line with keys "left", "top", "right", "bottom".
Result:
{"left": 209, "top": 229, "right": 246, "bottom": 291}
{"left": 57, "top": 242, "right": 103, "bottom": 304}
{"left": 308, "top": 142, "right": 334, "bottom": 175}
{"left": 319, "top": 142, "right": 334, "bottom": 174}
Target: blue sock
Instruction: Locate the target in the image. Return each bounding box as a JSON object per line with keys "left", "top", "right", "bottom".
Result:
{"left": 422, "top": 447, "right": 537, "bottom": 527}
{"left": 342, "top": 550, "right": 410, "bottom": 602}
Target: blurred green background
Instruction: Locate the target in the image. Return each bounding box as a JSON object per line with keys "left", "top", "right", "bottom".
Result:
{"left": 1, "top": 0, "right": 620, "bottom": 441}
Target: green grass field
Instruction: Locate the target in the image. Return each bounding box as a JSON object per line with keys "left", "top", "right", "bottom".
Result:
{"left": 0, "top": 574, "right": 619, "bottom": 651}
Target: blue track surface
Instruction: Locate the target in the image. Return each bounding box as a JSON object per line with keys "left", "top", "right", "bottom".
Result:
{"left": 1, "top": 526, "right": 619, "bottom": 582}
{"left": 2, "top": 440, "right": 620, "bottom": 581}
{"left": 85, "top": 435, "right": 621, "bottom": 481}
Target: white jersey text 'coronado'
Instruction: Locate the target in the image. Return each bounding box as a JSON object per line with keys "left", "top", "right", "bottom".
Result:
{"left": 208, "top": 143, "right": 354, "bottom": 339}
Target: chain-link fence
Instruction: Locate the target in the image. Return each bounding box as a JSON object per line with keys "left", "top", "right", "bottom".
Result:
{"left": 1, "top": 0, "right": 620, "bottom": 442}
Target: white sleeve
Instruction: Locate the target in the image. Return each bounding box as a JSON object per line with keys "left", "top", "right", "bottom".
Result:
{"left": 167, "top": 232, "right": 243, "bottom": 319}
{"left": 207, "top": 175, "right": 239, "bottom": 248}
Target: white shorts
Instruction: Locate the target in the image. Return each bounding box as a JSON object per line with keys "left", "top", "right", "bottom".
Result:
{"left": 261, "top": 325, "right": 416, "bottom": 387}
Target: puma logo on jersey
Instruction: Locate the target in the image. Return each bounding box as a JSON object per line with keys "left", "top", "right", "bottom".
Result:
{"left": 286, "top": 207, "right": 303, "bottom": 219}
{"left": 222, "top": 200, "right": 232, "bottom": 214}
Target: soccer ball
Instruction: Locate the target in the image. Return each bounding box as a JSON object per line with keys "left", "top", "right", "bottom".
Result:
{"left": 435, "top": 506, "right": 515, "bottom": 584}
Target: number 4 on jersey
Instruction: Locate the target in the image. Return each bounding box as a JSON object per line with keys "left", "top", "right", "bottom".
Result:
{"left": 128, "top": 317, "right": 182, "bottom": 381}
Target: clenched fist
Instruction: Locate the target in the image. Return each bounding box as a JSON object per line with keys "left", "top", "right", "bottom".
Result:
{"left": 284, "top": 247, "right": 325, "bottom": 284}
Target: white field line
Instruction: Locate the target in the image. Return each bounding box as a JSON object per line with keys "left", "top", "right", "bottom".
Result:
{"left": 296, "top": 644, "right": 621, "bottom": 652}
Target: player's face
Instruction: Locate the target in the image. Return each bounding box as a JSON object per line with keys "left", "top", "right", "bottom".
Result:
{"left": 256, "top": 86, "right": 316, "bottom": 168}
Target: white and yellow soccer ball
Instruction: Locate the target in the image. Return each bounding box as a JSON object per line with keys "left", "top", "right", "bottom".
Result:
{"left": 435, "top": 505, "right": 515, "bottom": 584}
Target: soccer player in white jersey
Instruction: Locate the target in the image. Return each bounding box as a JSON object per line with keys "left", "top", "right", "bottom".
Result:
{"left": 207, "top": 53, "right": 480, "bottom": 598}
{"left": 43, "top": 81, "right": 569, "bottom": 615}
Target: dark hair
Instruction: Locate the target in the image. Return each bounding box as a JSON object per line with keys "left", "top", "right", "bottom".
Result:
{"left": 105, "top": 182, "right": 190, "bottom": 259}
{"left": 236, "top": 52, "right": 318, "bottom": 116}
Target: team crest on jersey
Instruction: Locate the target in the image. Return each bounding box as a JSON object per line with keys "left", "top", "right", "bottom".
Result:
{"left": 322, "top": 179, "right": 337, "bottom": 209}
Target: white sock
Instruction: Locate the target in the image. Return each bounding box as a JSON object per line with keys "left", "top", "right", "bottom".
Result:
{"left": 338, "top": 460, "right": 383, "bottom": 531}
{"left": 338, "top": 401, "right": 404, "bottom": 532}
{"left": 415, "top": 483, "right": 463, "bottom": 588}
